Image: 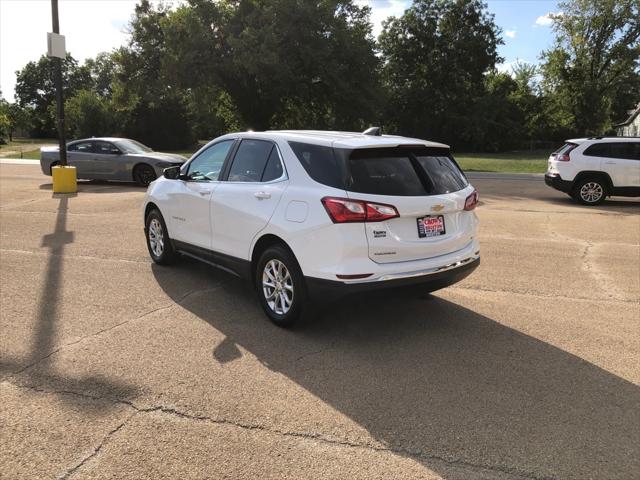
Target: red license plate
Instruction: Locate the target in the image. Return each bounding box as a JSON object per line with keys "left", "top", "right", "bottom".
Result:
{"left": 417, "top": 215, "right": 446, "bottom": 238}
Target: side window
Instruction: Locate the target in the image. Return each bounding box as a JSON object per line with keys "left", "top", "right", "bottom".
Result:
{"left": 227, "top": 139, "right": 274, "bottom": 182}
{"left": 288, "top": 141, "right": 346, "bottom": 189}
{"left": 68, "top": 141, "right": 93, "bottom": 153}
{"left": 94, "top": 141, "right": 120, "bottom": 155}
{"left": 609, "top": 142, "right": 639, "bottom": 160}
{"left": 261, "top": 147, "right": 284, "bottom": 182}
{"left": 187, "top": 140, "right": 234, "bottom": 181}
{"left": 583, "top": 143, "right": 610, "bottom": 157}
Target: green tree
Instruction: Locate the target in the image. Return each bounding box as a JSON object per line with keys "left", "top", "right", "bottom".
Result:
{"left": 379, "top": 0, "right": 502, "bottom": 149}
{"left": 84, "top": 52, "right": 118, "bottom": 98}
{"left": 0, "top": 93, "right": 31, "bottom": 141}
{"left": 65, "top": 90, "right": 116, "bottom": 139}
{"left": 0, "top": 102, "right": 9, "bottom": 142}
{"left": 540, "top": 0, "right": 640, "bottom": 135}
{"left": 173, "top": 0, "right": 380, "bottom": 131}
{"left": 14, "top": 54, "right": 92, "bottom": 137}
{"left": 110, "top": 1, "right": 194, "bottom": 149}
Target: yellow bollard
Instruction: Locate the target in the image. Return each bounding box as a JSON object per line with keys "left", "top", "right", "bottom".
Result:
{"left": 52, "top": 165, "right": 78, "bottom": 193}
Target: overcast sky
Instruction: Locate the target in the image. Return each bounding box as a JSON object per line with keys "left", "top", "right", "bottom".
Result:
{"left": 0, "top": 0, "right": 558, "bottom": 102}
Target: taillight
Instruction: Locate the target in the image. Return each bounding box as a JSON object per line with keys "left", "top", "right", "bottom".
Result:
{"left": 556, "top": 143, "right": 577, "bottom": 161}
{"left": 464, "top": 190, "right": 479, "bottom": 211}
{"left": 321, "top": 197, "right": 399, "bottom": 223}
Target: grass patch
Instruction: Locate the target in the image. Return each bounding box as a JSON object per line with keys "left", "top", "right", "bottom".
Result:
{"left": 0, "top": 137, "right": 56, "bottom": 159}
{"left": 455, "top": 150, "right": 549, "bottom": 174}
{"left": 18, "top": 150, "right": 42, "bottom": 160}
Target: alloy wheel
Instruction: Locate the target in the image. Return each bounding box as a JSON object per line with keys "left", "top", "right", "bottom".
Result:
{"left": 579, "top": 182, "right": 604, "bottom": 203}
{"left": 262, "top": 259, "right": 294, "bottom": 315}
{"left": 148, "top": 218, "right": 164, "bottom": 257}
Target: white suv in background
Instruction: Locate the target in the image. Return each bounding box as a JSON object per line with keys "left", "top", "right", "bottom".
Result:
{"left": 143, "top": 130, "right": 480, "bottom": 326}
{"left": 545, "top": 137, "right": 640, "bottom": 205}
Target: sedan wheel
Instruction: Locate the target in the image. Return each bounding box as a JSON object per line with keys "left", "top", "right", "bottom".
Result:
{"left": 134, "top": 164, "right": 157, "bottom": 186}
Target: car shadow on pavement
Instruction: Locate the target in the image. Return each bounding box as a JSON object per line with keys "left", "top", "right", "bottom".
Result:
{"left": 152, "top": 260, "right": 639, "bottom": 480}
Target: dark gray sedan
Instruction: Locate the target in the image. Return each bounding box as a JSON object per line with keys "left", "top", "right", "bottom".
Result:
{"left": 40, "top": 137, "right": 188, "bottom": 186}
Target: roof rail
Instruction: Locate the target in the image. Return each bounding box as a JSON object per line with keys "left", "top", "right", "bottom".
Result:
{"left": 587, "top": 136, "right": 640, "bottom": 140}
{"left": 363, "top": 126, "right": 382, "bottom": 136}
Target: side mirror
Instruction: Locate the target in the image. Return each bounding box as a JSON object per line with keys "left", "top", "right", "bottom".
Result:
{"left": 163, "top": 165, "right": 182, "bottom": 180}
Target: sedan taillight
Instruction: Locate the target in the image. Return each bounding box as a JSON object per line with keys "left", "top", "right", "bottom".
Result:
{"left": 464, "top": 190, "right": 479, "bottom": 211}
{"left": 321, "top": 197, "right": 399, "bottom": 223}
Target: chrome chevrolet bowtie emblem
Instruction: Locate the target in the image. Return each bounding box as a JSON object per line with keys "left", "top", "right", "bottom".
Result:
{"left": 431, "top": 204, "right": 445, "bottom": 212}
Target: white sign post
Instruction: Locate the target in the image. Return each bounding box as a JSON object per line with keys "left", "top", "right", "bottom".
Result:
{"left": 47, "top": 32, "right": 66, "bottom": 59}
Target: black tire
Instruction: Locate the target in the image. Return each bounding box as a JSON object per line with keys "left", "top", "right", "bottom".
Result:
{"left": 572, "top": 177, "right": 608, "bottom": 206}
{"left": 145, "top": 209, "right": 177, "bottom": 265}
{"left": 49, "top": 161, "right": 60, "bottom": 175}
{"left": 134, "top": 164, "right": 157, "bottom": 187}
{"left": 255, "top": 244, "right": 307, "bottom": 327}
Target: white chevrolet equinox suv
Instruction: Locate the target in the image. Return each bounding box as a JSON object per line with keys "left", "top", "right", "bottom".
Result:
{"left": 143, "top": 130, "right": 480, "bottom": 326}
{"left": 545, "top": 137, "right": 640, "bottom": 205}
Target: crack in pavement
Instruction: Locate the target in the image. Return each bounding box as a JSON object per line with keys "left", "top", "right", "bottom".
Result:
{"left": 58, "top": 411, "right": 137, "bottom": 480}
{"left": 7, "top": 382, "right": 544, "bottom": 480}
{"left": 6, "top": 285, "right": 224, "bottom": 379}
{"left": 579, "top": 241, "right": 631, "bottom": 301}
{"left": 541, "top": 218, "right": 635, "bottom": 303}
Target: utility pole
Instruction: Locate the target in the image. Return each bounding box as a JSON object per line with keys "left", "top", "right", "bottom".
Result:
{"left": 50, "top": 0, "right": 67, "bottom": 166}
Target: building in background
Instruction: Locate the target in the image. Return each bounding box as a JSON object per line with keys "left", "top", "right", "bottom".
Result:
{"left": 614, "top": 103, "right": 640, "bottom": 136}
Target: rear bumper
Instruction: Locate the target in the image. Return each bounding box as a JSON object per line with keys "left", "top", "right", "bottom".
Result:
{"left": 305, "top": 255, "right": 480, "bottom": 302}
{"left": 544, "top": 174, "right": 573, "bottom": 193}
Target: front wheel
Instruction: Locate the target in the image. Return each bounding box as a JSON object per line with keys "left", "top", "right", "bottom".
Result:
{"left": 573, "top": 178, "right": 607, "bottom": 205}
{"left": 255, "top": 245, "right": 306, "bottom": 327}
{"left": 134, "top": 164, "right": 157, "bottom": 187}
{"left": 145, "top": 209, "right": 177, "bottom": 264}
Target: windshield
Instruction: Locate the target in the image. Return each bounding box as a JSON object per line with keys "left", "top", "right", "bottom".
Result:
{"left": 114, "top": 139, "right": 153, "bottom": 154}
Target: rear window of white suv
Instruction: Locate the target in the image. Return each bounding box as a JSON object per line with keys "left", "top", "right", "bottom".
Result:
{"left": 289, "top": 142, "right": 468, "bottom": 196}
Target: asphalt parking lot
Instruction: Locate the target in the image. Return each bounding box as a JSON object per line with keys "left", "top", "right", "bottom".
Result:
{"left": 1, "top": 163, "right": 638, "bottom": 480}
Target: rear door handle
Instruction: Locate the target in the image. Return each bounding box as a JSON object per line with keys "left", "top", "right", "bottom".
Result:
{"left": 199, "top": 190, "right": 213, "bottom": 196}
{"left": 605, "top": 161, "right": 617, "bottom": 164}
{"left": 254, "top": 191, "right": 271, "bottom": 200}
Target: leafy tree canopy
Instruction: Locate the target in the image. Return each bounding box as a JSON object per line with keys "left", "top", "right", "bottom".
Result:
{"left": 540, "top": 0, "right": 640, "bottom": 134}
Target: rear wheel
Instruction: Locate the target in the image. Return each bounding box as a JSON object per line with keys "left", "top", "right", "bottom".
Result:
{"left": 134, "top": 164, "right": 157, "bottom": 186}
{"left": 49, "top": 161, "right": 60, "bottom": 175}
{"left": 255, "top": 245, "right": 306, "bottom": 327}
{"left": 145, "top": 209, "right": 177, "bottom": 264}
{"left": 573, "top": 177, "right": 607, "bottom": 205}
